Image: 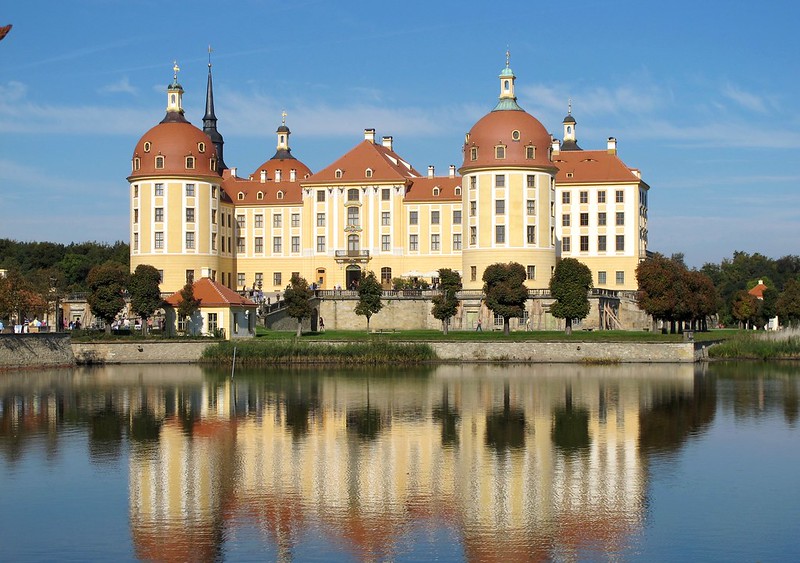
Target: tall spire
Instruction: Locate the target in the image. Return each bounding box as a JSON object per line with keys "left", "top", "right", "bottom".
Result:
{"left": 203, "top": 46, "right": 227, "bottom": 171}
{"left": 561, "top": 100, "right": 581, "bottom": 151}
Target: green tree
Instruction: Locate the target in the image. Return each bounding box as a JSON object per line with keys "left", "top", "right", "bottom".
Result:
{"left": 354, "top": 271, "right": 383, "bottom": 331}
{"left": 777, "top": 279, "right": 800, "bottom": 327}
{"left": 128, "top": 264, "right": 163, "bottom": 336}
{"left": 637, "top": 253, "right": 680, "bottom": 332}
{"left": 177, "top": 282, "right": 201, "bottom": 335}
{"left": 431, "top": 268, "right": 462, "bottom": 334}
{"left": 87, "top": 262, "right": 129, "bottom": 333}
{"left": 731, "top": 290, "right": 759, "bottom": 329}
{"left": 284, "top": 274, "right": 314, "bottom": 337}
{"left": 549, "top": 258, "right": 593, "bottom": 335}
{"left": 483, "top": 262, "right": 528, "bottom": 335}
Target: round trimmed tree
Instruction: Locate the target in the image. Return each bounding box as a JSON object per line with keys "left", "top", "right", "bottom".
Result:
{"left": 549, "top": 258, "right": 593, "bottom": 335}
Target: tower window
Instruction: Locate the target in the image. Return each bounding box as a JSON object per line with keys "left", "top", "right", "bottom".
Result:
{"left": 185, "top": 156, "right": 195, "bottom": 169}
{"left": 526, "top": 145, "right": 535, "bottom": 159}
{"left": 155, "top": 155, "right": 165, "bottom": 169}
{"left": 198, "top": 142, "right": 205, "bottom": 153}
{"left": 210, "top": 158, "right": 216, "bottom": 171}
{"left": 495, "top": 145, "right": 506, "bottom": 159}
{"left": 470, "top": 147, "right": 478, "bottom": 161}
{"left": 511, "top": 130, "right": 520, "bottom": 141}
{"left": 133, "top": 157, "right": 140, "bottom": 171}
{"left": 143, "top": 142, "right": 151, "bottom": 153}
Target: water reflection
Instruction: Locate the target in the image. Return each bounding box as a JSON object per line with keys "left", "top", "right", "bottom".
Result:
{"left": 3, "top": 362, "right": 796, "bottom": 560}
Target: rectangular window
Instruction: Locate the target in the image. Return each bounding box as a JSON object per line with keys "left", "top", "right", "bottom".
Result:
{"left": 453, "top": 210, "right": 462, "bottom": 224}
{"left": 616, "top": 212, "right": 625, "bottom": 226}
{"left": 562, "top": 214, "right": 570, "bottom": 227}
{"left": 316, "top": 236, "right": 325, "bottom": 252}
{"left": 526, "top": 145, "right": 535, "bottom": 159}
{"left": 134, "top": 185, "right": 139, "bottom": 198}
{"left": 527, "top": 225, "right": 535, "bottom": 244}
{"left": 134, "top": 209, "right": 139, "bottom": 223}
{"left": 409, "top": 234, "right": 418, "bottom": 251}
{"left": 154, "top": 183, "right": 164, "bottom": 196}
{"left": 133, "top": 232, "right": 139, "bottom": 250}
{"left": 616, "top": 271, "right": 625, "bottom": 285}
{"left": 580, "top": 212, "right": 589, "bottom": 226}
{"left": 527, "top": 199, "right": 535, "bottom": 215}
{"left": 236, "top": 237, "right": 245, "bottom": 253}
{"left": 273, "top": 237, "right": 282, "bottom": 253}
{"left": 598, "top": 235, "right": 606, "bottom": 251}
{"left": 255, "top": 237, "right": 263, "bottom": 253}
{"left": 598, "top": 191, "right": 606, "bottom": 204}
{"left": 237, "top": 215, "right": 245, "bottom": 229}
{"left": 212, "top": 233, "right": 217, "bottom": 251}
{"left": 255, "top": 214, "right": 263, "bottom": 228}
{"left": 562, "top": 192, "right": 570, "bottom": 204}
{"left": 186, "top": 269, "right": 194, "bottom": 284}
{"left": 580, "top": 191, "right": 588, "bottom": 204}
{"left": 155, "top": 231, "right": 164, "bottom": 249}
{"left": 347, "top": 207, "right": 359, "bottom": 227}
{"left": 598, "top": 212, "right": 607, "bottom": 226}
{"left": 431, "top": 234, "right": 440, "bottom": 250}
{"left": 453, "top": 233, "right": 462, "bottom": 250}
{"left": 186, "top": 208, "right": 195, "bottom": 223}
{"left": 563, "top": 236, "right": 571, "bottom": 252}
{"left": 273, "top": 214, "right": 282, "bottom": 228}
{"left": 495, "top": 225, "right": 505, "bottom": 243}
{"left": 254, "top": 272, "right": 263, "bottom": 288}
{"left": 527, "top": 265, "right": 536, "bottom": 280}
{"left": 274, "top": 272, "right": 282, "bottom": 286}
{"left": 291, "top": 213, "right": 300, "bottom": 227}
{"left": 495, "top": 145, "right": 505, "bottom": 159}
{"left": 186, "top": 232, "right": 195, "bottom": 249}
{"left": 155, "top": 207, "right": 164, "bottom": 222}
{"left": 527, "top": 175, "right": 535, "bottom": 188}
{"left": 212, "top": 209, "right": 217, "bottom": 224}
{"left": 186, "top": 184, "right": 195, "bottom": 197}
{"left": 382, "top": 188, "right": 391, "bottom": 200}
{"left": 316, "top": 213, "right": 325, "bottom": 227}
{"left": 291, "top": 236, "right": 300, "bottom": 253}
{"left": 381, "top": 211, "right": 391, "bottom": 226}
{"left": 495, "top": 200, "right": 505, "bottom": 214}
{"left": 431, "top": 210, "right": 440, "bottom": 225}
{"left": 409, "top": 210, "right": 418, "bottom": 225}
{"left": 598, "top": 271, "right": 607, "bottom": 285}
{"left": 495, "top": 174, "right": 505, "bottom": 187}
{"left": 470, "top": 176, "right": 477, "bottom": 190}
{"left": 470, "top": 226, "right": 477, "bottom": 245}
{"left": 238, "top": 273, "right": 246, "bottom": 287}
{"left": 317, "top": 190, "right": 325, "bottom": 202}
{"left": 471, "top": 266, "right": 477, "bottom": 282}
{"left": 616, "top": 235, "right": 625, "bottom": 251}
{"left": 470, "top": 147, "right": 478, "bottom": 161}
{"left": 382, "top": 234, "right": 391, "bottom": 251}
{"left": 470, "top": 201, "right": 476, "bottom": 216}
{"left": 615, "top": 190, "right": 625, "bottom": 203}
{"left": 580, "top": 235, "right": 589, "bottom": 251}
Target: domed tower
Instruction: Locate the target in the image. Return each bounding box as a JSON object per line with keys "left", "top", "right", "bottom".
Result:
{"left": 128, "top": 63, "right": 230, "bottom": 292}
{"left": 459, "top": 54, "right": 558, "bottom": 290}
{"left": 560, "top": 101, "right": 581, "bottom": 151}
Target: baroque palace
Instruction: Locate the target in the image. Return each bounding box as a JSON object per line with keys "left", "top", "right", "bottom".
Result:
{"left": 128, "top": 56, "right": 649, "bottom": 315}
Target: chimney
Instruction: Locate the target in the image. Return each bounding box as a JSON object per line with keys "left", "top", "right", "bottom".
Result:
{"left": 551, "top": 138, "right": 561, "bottom": 156}
{"left": 290, "top": 169, "right": 296, "bottom": 182}
{"left": 449, "top": 165, "right": 456, "bottom": 178}
{"left": 364, "top": 128, "right": 376, "bottom": 143}
{"left": 230, "top": 167, "right": 237, "bottom": 178}
{"left": 607, "top": 137, "right": 617, "bottom": 155}
{"left": 427, "top": 165, "right": 435, "bottom": 179}
{"left": 382, "top": 136, "right": 393, "bottom": 150}
{"left": 275, "top": 169, "right": 281, "bottom": 182}
{"left": 260, "top": 170, "right": 266, "bottom": 183}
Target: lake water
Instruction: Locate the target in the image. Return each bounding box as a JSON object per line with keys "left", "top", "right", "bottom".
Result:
{"left": 1, "top": 362, "right": 798, "bottom": 562}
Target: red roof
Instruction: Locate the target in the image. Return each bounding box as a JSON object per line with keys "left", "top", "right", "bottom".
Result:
{"left": 553, "top": 149, "right": 643, "bottom": 184}
{"left": 404, "top": 176, "right": 461, "bottom": 202}
{"left": 165, "top": 277, "right": 256, "bottom": 308}
{"left": 749, "top": 281, "right": 768, "bottom": 299}
{"left": 306, "top": 139, "right": 420, "bottom": 184}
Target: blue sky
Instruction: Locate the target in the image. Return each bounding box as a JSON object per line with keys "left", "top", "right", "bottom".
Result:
{"left": 2, "top": 0, "right": 799, "bottom": 268}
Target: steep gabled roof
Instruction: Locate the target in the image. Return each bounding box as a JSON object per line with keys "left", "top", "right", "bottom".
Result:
{"left": 404, "top": 176, "right": 462, "bottom": 202}
{"left": 165, "top": 277, "right": 256, "bottom": 308}
{"left": 305, "top": 140, "right": 420, "bottom": 184}
{"left": 553, "top": 150, "right": 643, "bottom": 185}
{"left": 221, "top": 169, "right": 304, "bottom": 205}
{"left": 748, "top": 281, "right": 769, "bottom": 299}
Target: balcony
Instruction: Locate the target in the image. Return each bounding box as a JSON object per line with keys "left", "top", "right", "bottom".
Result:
{"left": 334, "top": 249, "right": 371, "bottom": 263}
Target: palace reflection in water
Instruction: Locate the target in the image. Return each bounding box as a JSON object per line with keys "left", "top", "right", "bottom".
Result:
{"left": 7, "top": 362, "right": 791, "bottom": 561}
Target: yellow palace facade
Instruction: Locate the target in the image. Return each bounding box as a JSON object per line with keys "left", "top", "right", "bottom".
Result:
{"left": 129, "top": 59, "right": 649, "bottom": 294}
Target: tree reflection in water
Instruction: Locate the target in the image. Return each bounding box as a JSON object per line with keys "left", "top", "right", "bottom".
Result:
{"left": 485, "top": 381, "right": 526, "bottom": 452}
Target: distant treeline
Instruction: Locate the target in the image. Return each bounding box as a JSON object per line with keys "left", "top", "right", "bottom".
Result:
{"left": 0, "top": 239, "right": 129, "bottom": 292}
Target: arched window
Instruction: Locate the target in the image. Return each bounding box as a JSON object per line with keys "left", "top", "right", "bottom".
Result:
{"left": 155, "top": 155, "right": 165, "bottom": 169}
{"left": 185, "top": 156, "right": 195, "bottom": 169}
{"left": 257, "top": 191, "right": 264, "bottom": 200}
{"left": 277, "top": 191, "right": 284, "bottom": 200}
{"left": 455, "top": 186, "right": 462, "bottom": 196}
{"left": 143, "top": 141, "right": 151, "bottom": 153}
{"left": 335, "top": 169, "right": 343, "bottom": 179}
{"left": 365, "top": 168, "right": 373, "bottom": 178}
{"left": 433, "top": 187, "right": 440, "bottom": 197}
{"left": 238, "top": 192, "right": 245, "bottom": 201}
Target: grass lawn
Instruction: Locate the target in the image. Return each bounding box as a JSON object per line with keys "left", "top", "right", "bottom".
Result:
{"left": 255, "top": 326, "right": 738, "bottom": 343}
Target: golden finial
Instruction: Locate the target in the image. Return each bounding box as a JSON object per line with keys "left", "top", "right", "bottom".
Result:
{"left": 173, "top": 60, "right": 180, "bottom": 81}
{"left": 281, "top": 110, "right": 287, "bottom": 125}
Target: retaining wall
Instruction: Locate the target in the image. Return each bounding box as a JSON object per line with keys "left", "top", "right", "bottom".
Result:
{"left": 72, "top": 341, "right": 215, "bottom": 364}
{"left": 0, "top": 334, "right": 75, "bottom": 369}
{"left": 429, "top": 341, "right": 697, "bottom": 363}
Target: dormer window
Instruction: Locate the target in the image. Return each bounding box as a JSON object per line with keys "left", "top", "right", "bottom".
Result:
{"left": 495, "top": 145, "right": 506, "bottom": 159}
{"left": 155, "top": 155, "right": 164, "bottom": 169}
{"left": 335, "top": 169, "right": 343, "bottom": 179}
{"left": 511, "top": 130, "right": 521, "bottom": 141}
{"left": 198, "top": 142, "right": 206, "bottom": 153}
{"left": 257, "top": 191, "right": 264, "bottom": 200}
{"left": 143, "top": 142, "right": 151, "bottom": 153}
{"left": 470, "top": 147, "right": 478, "bottom": 161}
{"left": 277, "top": 191, "right": 284, "bottom": 200}
{"left": 210, "top": 158, "right": 217, "bottom": 171}
{"left": 238, "top": 192, "right": 245, "bottom": 201}
{"left": 455, "top": 186, "right": 462, "bottom": 196}
{"left": 433, "top": 187, "right": 440, "bottom": 197}
{"left": 526, "top": 145, "right": 535, "bottom": 159}
{"left": 365, "top": 168, "right": 373, "bottom": 178}
{"left": 185, "top": 156, "right": 195, "bottom": 169}
{"left": 133, "top": 157, "right": 141, "bottom": 171}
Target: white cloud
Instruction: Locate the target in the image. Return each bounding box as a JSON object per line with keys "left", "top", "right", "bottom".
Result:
{"left": 721, "top": 84, "right": 769, "bottom": 113}
{"left": 100, "top": 76, "right": 138, "bottom": 96}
